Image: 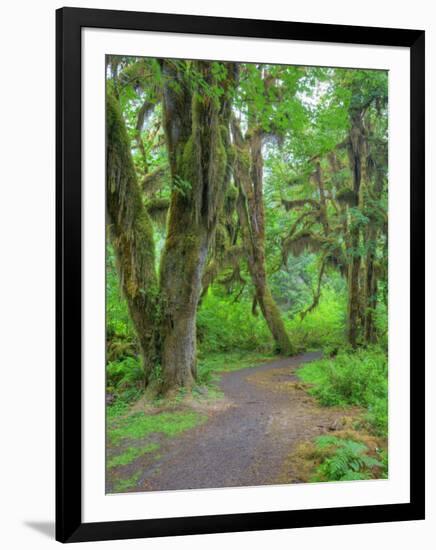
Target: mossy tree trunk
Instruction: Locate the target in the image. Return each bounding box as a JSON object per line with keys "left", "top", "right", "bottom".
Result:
{"left": 346, "top": 109, "right": 365, "bottom": 348}
{"left": 159, "top": 60, "right": 236, "bottom": 391}
{"left": 232, "top": 120, "right": 294, "bottom": 355}
{"left": 314, "top": 161, "right": 330, "bottom": 235}
{"left": 363, "top": 158, "right": 385, "bottom": 343}
{"left": 363, "top": 234, "right": 378, "bottom": 343}
{"left": 106, "top": 91, "right": 160, "bottom": 383}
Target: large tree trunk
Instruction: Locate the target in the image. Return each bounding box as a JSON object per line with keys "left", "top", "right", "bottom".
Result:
{"left": 233, "top": 122, "right": 294, "bottom": 355}
{"left": 159, "top": 199, "right": 209, "bottom": 389}
{"left": 106, "top": 91, "right": 159, "bottom": 382}
{"left": 159, "top": 60, "right": 236, "bottom": 391}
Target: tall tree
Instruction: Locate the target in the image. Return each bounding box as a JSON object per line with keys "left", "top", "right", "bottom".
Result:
{"left": 232, "top": 118, "right": 294, "bottom": 355}
{"left": 159, "top": 60, "right": 236, "bottom": 390}
{"left": 106, "top": 60, "right": 236, "bottom": 392}
{"left": 276, "top": 68, "right": 387, "bottom": 347}
{"left": 346, "top": 82, "right": 365, "bottom": 348}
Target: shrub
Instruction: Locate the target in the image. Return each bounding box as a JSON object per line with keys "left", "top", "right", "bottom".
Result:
{"left": 297, "top": 346, "right": 388, "bottom": 436}
{"left": 197, "top": 290, "right": 273, "bottom": 354}
{"left": 107, "top": 356, "right": 144, "bottom": 388}
{"left": 107, "top": 356, "right": 144, "bottom": 408}
{"left": 106, "top": 247, "right": 135, "bottom": 340}
{"left": 286, "top": 288, "right": 347, "bottom": 352}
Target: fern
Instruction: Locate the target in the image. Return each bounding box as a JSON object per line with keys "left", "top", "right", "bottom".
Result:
{"left": 172, "top": 175, "right": 192, "bottom": 197}
{"left": 312, "top": 436, "right": 383, "bottom": 482}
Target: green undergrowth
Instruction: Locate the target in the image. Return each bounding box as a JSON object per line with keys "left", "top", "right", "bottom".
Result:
{"left": 113, "top": 471, "right": 142, "bottom": 492}
{"left": 197, "top": 291, "right": 273, "bottom": 353}
{"left": 107, "top": 356, "right": 144, "bottom": 410}
{"left": 107, "top": 443, "right": 160, "bottom": 468}
{"left": 107, "top": 349, "right": 276, "bottom": 418}
{"left": 108, "top": 410, "right": 206, "bottom": 444}
{"left": 107, "top": 409, "right": 206, "bottom": 491}
{"left": 285, "top": 289, "right": 347, "bottom": 352}
{"left": 107, "top": 399, "right": 130, "bottom": 419}
{"left": 311, "top": 435, "right": 385, "bottom": 482}
{"left": 297, "top": 346, "right": 388, "bottom": 436}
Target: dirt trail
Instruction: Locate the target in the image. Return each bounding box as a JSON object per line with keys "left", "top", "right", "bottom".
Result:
{"left": 129, "top": 352, "right": 353, "bottom": 492}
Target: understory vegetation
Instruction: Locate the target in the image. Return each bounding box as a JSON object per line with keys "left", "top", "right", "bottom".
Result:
{"left": 294, "top": 344, "right": 388, "bottom": 482}
{"left": 105, "top": 55, "right": 389, "bottom": 490}
{"left": 297, "top": 346, "right": 388, "bottom": 436}
{"left": 304, "top": 435, "right": 387, "bottom": 482}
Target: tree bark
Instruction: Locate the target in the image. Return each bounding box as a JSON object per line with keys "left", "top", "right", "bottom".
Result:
{"left": 159, "top": 199, "right": 209, "bottom": 389}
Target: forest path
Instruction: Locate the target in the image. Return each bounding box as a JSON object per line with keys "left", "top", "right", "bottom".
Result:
{"left": 132, "top": 352, "right": 352, "bottom": 492}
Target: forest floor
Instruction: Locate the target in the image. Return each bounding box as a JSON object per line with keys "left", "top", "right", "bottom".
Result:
{"left": 106, "top": 352, "right": 363, "bottom": 493}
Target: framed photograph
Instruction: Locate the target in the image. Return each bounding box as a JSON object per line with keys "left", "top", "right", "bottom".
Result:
{"left": 56, "top": 7, "right": 425, "bottom": 543}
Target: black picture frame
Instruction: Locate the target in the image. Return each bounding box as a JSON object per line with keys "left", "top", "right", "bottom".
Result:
{"left": 56, "top": 6, "right": 425, "bottom": 543}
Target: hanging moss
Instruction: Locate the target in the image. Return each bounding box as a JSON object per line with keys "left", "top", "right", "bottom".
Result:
{"left": 145, "top": 197, "right": 170, "bottom": 227}
{"left": 142, "top": 166, "right": 169, "bottom": 195}
{"left": 206, "top": 119, "right": 228, "bottom": 229}
{"left": 282, "top": 231, "right": 329, "bottom": 260}
{"left": 282, "top": 198, "right": 320, "bottom": 211}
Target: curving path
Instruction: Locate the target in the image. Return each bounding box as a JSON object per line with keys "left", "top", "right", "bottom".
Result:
{"left": 129, "top": 352, "right": 350, "bottom": 492}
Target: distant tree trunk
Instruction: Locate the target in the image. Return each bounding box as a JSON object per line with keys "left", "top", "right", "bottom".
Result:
{"left": 159, "top": 60, "right": 236, "bottom": 391}
{"left": 346, "top": 109, "right": 365, "bottom": 348}
{"left": 363, "top": 239, "right": 378, "bottom": 343}
{"left": 233, "top": 121, "right": 294, "bottom": 355}
{"left": 106, "top": 91, "right": 159, "bottom": 383}
{"left": 363, "top": 166, "right": 384, "bottom": 343}
{"left": 347, "top": 232, "right": 361, "bottom": 348}
{"left": 313, "top": 161, "right": 330, "bottom": 235}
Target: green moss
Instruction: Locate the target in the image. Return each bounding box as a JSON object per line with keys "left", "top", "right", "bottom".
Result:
{"left": 236, "top": 146, "right": 251, "bottom": 172}
{"left": 181, "top": 136, "right": 196, "bottom": 183}
{"left": 109, "top": 411, "right": 206, "bottom": 444}
{"left": 113, "top": 471, "right": 142, "bottom": 492}
{"left": 108, "top": 443, "right": 160, "bottom": 468}
{"left": 213, "top": 131, "right": 227, "bottom": 184}
{"left": 225, "top": 184, "right": 238, "bottom": 202}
